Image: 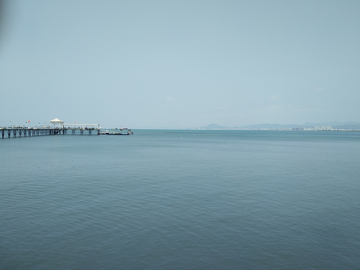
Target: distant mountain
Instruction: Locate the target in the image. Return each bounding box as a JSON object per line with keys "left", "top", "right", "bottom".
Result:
{"left": 238, "top": 123, "right": 301, "bottom": 129}
{"left": 333, "top": 124, "right": 360, "bottom": 129}
{"left": 197, "top": 122, "right": 360, "bottom": 130}
{"left": 302, "top": 121, "right": 360, "bottom": 127}
{"left": 200, "top": 124, "right": 228, "bottom": 130}
{"left": 299, "top": 122, "right": 360, "bottom": 129}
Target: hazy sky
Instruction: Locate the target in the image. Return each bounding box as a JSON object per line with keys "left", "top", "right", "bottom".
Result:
{"left": 1, "top": 0, "right": 359, "bottom": 128}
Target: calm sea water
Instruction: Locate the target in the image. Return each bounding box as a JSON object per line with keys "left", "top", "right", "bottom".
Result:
{"left": 1, "top": 130, "right": 360, "bottom": 269}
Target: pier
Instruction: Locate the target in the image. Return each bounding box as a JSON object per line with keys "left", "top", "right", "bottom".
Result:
{"left": 0, "top": 126, "right": 101, "bottom": 139}
{"left": 1, "top": 118, "right": 133, "bottom": 139}
{"left": 1, "top": 126, "right": 133, "bottom": 139}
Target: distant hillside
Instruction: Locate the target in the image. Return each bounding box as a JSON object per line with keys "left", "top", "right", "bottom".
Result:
{"left": 200, "top": 124, "right": 229, "bottom": 130}
{"left": 301, "top": 122, "right": 360, "bottom": 129}
{"left": 239, "top": 123, "right": 301, "bottom": 129}
{"left": 333, "top": 124, "right": 360, "bottom": 129}
{"left": 197, "top": 122, "right": 360, "bottom": 130}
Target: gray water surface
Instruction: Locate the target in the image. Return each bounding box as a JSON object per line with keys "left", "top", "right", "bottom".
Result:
{"left": 1, "top": 130, "right": 360, "bottom": 269}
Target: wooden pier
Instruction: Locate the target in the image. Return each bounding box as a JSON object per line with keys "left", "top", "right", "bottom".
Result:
{"left": 0, "top": 127, "right": 101, "bottom": 139}
{"left": 1, "top": 118, "right": 133, "bottom": 139}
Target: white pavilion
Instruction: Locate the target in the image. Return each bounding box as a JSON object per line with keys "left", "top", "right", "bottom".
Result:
{"left": 49, "top": 118, "right": 64, "bottom": 127}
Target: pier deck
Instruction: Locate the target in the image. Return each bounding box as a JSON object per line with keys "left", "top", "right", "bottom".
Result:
{"left": 0, "top": 127, "right": 101, "bottom": 139}
{"left": 1, "top": 127, "right": 133, "bottom": 139}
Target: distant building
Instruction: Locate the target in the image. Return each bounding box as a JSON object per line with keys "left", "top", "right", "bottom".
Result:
{"left": 315, "top": 126, "right": 333, "bottom": 131}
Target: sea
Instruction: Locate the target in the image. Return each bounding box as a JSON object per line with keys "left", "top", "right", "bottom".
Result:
{"left": 1, "top": 130, "right": 360, "bottom": 269}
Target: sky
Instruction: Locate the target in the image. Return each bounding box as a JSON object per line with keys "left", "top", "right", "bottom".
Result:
{"left": 0, "top": 0, "right": 359, "bottom": 129}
